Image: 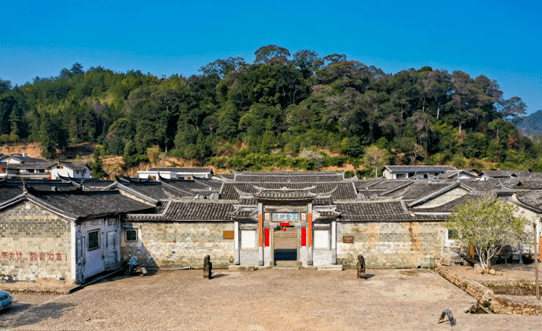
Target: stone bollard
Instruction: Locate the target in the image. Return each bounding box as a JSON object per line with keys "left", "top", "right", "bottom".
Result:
{"left": 357, "top": 255, "right": 366, "bottom": 279}
{"left": 203, "top": 255, "right": 212, "bottom": 279}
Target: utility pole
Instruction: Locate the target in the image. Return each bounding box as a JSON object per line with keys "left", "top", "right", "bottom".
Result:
{"left": 535, "top": 222, "right": 540, "bottom": 301}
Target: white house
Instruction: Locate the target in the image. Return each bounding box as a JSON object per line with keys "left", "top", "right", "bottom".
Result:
{"left": 50, "top": 162, "right": 92, "bottom": 180}
{"left": 382, "top": 165, "right": 457, "bottom": 179}
{"left": 0, "top": 153, "right": 55, "bottom": 179}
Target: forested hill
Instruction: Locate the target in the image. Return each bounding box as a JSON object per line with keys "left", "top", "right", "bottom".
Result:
{"left": 518, "top": 109, "right": 542, "bottom": 137}
{"left": 0, "top": 45, "right": 539, "bottom": 176}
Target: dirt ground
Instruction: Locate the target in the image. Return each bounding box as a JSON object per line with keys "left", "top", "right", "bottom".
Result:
{"left": 446, "top": 264, "right": 542, "bottom": 282}
{"left": 1, "top": 269, "right": 542, "bottom": 331}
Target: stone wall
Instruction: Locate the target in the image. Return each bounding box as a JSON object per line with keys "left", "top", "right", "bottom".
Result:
{"left": 437, "top": 265, "right": 542, "bottom": 315}
{"left": 337, "top": 221, "right": 446, "bottom": 268}
{"left": 122, "top": 221, "right": 235, "bottom": 268}
{"left": 0, "top": 202, "right": 71, "bottom": 281}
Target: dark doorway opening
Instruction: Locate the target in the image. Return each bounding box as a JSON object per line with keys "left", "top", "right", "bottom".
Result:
{"left": 274, "top": 249, "right": 297, "bottom": 261}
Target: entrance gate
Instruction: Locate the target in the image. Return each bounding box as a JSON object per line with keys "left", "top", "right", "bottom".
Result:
{"left": 273, "top": 227, "right": 298, "bottom": 261}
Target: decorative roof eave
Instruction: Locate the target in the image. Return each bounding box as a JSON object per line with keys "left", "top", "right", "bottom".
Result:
{"left": 230, "top": 205, "right": 258, "bottom": 220}
{"left": 312, "top": 206, "right": 341, "bottom": 221}
{"left": 125, "top": 201, "right": 172, "bottom": 221}
{"left": 511, "top": 194, "right": 542, "bottom": 214}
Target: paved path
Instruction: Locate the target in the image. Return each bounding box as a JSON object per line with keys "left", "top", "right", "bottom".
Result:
{"left": 1, "top": 269, "right": 541, "bottom": 330}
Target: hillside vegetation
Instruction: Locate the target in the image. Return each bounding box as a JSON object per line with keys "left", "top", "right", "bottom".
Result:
{"left": 518, "top": 109, "right": 542, "bottom": 137}
{"left": 0, "top": 45, "right": 539, "bottom": 177}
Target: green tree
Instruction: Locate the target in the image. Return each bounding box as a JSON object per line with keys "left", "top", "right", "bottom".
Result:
{"left": 446, "top": 195, "right": 529, "bottom": 273}
{"left": 91, "top": 145, "right": 106, "bottom": 178}
{"left": 363, "top": 145, "right": 390, "bottom": 177}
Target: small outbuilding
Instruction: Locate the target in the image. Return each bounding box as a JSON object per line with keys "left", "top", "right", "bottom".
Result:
{"left": 0, "top": 189, "right": 155, "bottom": 284}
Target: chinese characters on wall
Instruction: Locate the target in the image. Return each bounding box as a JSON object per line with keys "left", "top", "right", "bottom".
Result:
{"left": 0, "top": 251, "right": 66, "bottom": 262}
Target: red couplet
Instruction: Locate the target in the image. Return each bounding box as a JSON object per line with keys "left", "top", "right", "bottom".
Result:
{"left": 280, "top": 223, "right": 290, "bottom": 227}
{"left": 301, "top": 228, "right": 307, "bottom": 246}
{"left": 265, "top": 228, "right": 270, "bottom": 247}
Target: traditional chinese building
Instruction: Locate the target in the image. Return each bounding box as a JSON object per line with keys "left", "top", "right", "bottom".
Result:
{"left": 0, "top": 186, "right": 154, "bottom": 283}
{"left": 1, "top": 169, "right": 541, "bottom": 284}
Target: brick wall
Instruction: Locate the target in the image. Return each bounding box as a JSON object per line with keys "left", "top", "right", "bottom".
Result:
{"left": 121, "top": 221, "right": 235, "bottom": 268}
{"left": 0, "top": 202, "right": 71, "bottom": 281}
{"left": 337, "top": 221, "right": 447, "bottom": 268}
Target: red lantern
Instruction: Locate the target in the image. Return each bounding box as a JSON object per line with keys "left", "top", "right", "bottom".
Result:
{"left": 0, "top": 167, "right": 3, "bottom": 171}
{"left": 47, "top": 177, "right": 51, "bottom": 180}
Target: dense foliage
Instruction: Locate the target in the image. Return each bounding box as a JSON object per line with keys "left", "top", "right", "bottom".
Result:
{"left": 446, "top": 195, "right": 529, "bottom": 272}
{"left": 0, "top": 45, "right": 538, "bottom": 173}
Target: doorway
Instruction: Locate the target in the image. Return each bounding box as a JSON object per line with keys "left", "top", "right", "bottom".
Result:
{"left": 273, "top": 227, "right": 298, "bottom": 261}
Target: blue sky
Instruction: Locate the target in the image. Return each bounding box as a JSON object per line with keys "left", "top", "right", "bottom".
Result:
{"left": 1, "top": 1, "right": 541, "bottom": 113}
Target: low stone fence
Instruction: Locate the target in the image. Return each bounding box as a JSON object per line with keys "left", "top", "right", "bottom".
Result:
{"left": 436, "top": 265, "right": 542, "bottom": 315}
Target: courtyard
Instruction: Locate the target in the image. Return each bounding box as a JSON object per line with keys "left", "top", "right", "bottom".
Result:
{"left": 1, "top": 268, "right": 541, "bottom": 330}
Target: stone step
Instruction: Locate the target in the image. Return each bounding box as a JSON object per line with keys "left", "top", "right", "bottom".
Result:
{"left": 317, "top": 265, "right": 344, "bottom": 271}
{"left": 275, "top": 261, "right": 302, "bottom": 268}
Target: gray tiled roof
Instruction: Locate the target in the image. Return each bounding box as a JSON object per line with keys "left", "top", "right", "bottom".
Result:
{"left": 460, "top": 179, "right": 515, "bottom": 192}
{"left": 0, "top": 185, "right": 23, "bottom": 203}
{"left": 400, "top": 183, "right": 455, "bottom": 200}
{"left": 220, "top": 182, "right": 357, "bottom": 200}
{"left": 0, "top": 161, "right": 55, "bottom": 170}
{"left": 515, "top": 191, "right": 542, "bottom": 209}
{"left": 148, "top": 167, "right": 213, "bottom": 173}
{"left": 160, "top": 179, "right": 217, "bottom": 194}
{"left": 118, "top": 181, "right": 170, "bottom": 200}
{"left": 252, "top": 188, "right": 318, "bottom": 201}
{"left": 481, "top": 170, "right": 530, "bottom": 178}
{"left": 411, "top": 194, "right": 484, "bottom": 213}
{"left": 127, "top": 201, "right": 235, "bottom": 221}
{"left": 336, "top": 201, "right": 447, "bottom": 222}
{"left": 354, "top": 178, "right": 384, "bottom": 190}
{"left": 364, "top": 180, "right": 413, "bottom": 191}
{"left": 28, "top": 190, "right": 155, "bottom": 219}
{"left": 516, "top": 180, "right": 542, "bottom": 190}
{"left": 384, "top": 165, "right": 456, "bottom": 172}
{"left": 234, "top": 171, "right": 344, "bottom": 183}
{"left": 59, "top": 161, "right": 89, "bottom": 171}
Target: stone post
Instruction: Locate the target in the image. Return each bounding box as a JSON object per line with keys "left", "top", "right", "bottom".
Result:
{"left": 331, "top": 220, "right": 337, "bottom": 265}
{"left": 258, "top": 202, "right": 264, "bottom": 266}
{"left": 234, "top": 221, "right": 240, "bottom": 265}
{"left": 307, "top": 203, "right": 313, "bottom": 266}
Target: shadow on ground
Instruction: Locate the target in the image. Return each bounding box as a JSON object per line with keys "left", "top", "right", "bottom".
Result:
{"left": 0, "top": 302, "right": 75, "bottom": 329}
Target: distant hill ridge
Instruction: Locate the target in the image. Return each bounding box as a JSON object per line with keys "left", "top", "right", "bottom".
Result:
{"left": 519, "top": 109, "right": 542, "bottom": 136}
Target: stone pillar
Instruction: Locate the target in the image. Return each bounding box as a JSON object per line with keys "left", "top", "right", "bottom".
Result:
{"left": 307, "top": 204, "right": 313, "bottom": 266}
{"left": 258, "top": 203, "right": 264, "bottom": 266}
{"left": 234, "top": 221, "right": 240, "bottom": 265}
{"left": 331, "top": 220, "right": 337, "bottom": 265}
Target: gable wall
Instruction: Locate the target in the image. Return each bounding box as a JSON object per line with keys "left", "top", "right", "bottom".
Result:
{"left": 415, "top": 187, "right": 467, "bottom": 208}
{"left": 0, "top": 202, "right": 72, "bottom": 281}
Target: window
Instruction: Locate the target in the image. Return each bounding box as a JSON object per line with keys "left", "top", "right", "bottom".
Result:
{"left": 88, "top": 230, "right": 100, "bottom": 250}
{"left": 126, "top": 229, "right": 138, "bottom": 242}
{"left": 241, "top": 230, "right": 256, "bottom": 248}
{"left": 314, "top": 230, "right": 330, "bottom": 249}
